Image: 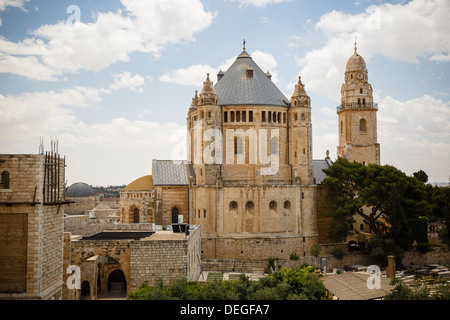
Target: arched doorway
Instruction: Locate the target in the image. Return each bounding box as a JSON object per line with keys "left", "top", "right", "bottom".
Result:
{"left": 81, "top": 280, "right": 90, "bottom": 300}
{"left": 107, "top": 269, "right": 127, "bottom": 298}
{"left": 172, "top": 207, "right": 179, "bottom": 224}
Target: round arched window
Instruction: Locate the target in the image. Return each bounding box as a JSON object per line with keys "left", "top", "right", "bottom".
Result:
{"left": 269, "top": 201, "right": 277, "bottom": 210}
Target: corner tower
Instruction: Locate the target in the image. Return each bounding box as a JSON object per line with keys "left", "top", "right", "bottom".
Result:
{"left": 289, "top": 76, "right": 313, "bottom": 185}
{"left": 337, "top": 45, "right": 380, "bottom": 165}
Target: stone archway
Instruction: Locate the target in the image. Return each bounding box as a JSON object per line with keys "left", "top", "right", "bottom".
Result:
{"left": 107, "top": 269, "right": 127, "bottom": 298}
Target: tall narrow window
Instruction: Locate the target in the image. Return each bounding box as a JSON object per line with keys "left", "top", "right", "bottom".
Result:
{"left": 133, "top": 208, "right": 140, "bottom": 224}
{"left": 271, "top": 137, "right": 278, "bottom": 155}
{"left": 360, "top": 118, "right": 367, "bottom": 133}
{"left": 340, "top": 121, "right": 344, "bottom": 136}
{"left": 231, "top": 111, "right": 235, "bottom": 122}
{"left": 224, "top": 111, "right": 228, "bottom": 123}
{"left": 234, "top": 137, "right": 243, "bottom": 154}
{"left": 236, "top": 111, "right": 241, "bottom": 122}
{"left": 172, "top": 208, "right": 179, "bottom": 224}
{"left": 249, "top": 111, "right": 253, "bottom": 122}
{"left": 360, "top": 88, "right": 363, "bottom": 94}
{"left": 268, "top": 111, "right": 272, "bottom": 123}
{"left": 204, "top": 209, "right": 206, "bottom": 218}
{"left": 262, "top": 111, "right": 266, "bottom": 122}
{"left": 242, "top": 111, "right": 246, "bottom": 122}
{"left": 1, "top": 171, "right": 10, "bottom": 189}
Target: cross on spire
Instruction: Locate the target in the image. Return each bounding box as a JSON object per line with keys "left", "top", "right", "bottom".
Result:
{"left": 354, "top": 36, "right": 358, "bottom": 53}
{"left": 243, "top": 39, "right": 246, "bottom": 51}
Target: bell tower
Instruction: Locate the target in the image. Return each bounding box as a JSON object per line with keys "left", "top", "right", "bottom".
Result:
{"left": 337, "top": 44, "right": 380, "bottom": 165}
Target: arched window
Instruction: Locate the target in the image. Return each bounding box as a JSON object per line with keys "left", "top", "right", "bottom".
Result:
{"left": 360, "top": 118, "right": 367, "bottom": 133}
{"left": 271, "top": 137, "right": 278, "bottom": 155}
{"left": 172, "top": 208, "right": 179, "bottom": 224}
{"left": 360, "top": 88, "right": 363, "bottom": 94}
{"left": 147, "top": 209, "right": 153, "bottom": 223}
{"left": 358, "top": 98, "right": 361, "bottom": 106}
{"left": 362, "top": 98, "right": 366, "bottom": 106}
{"left": 1, "top": 171, "right": 9, "bottom": 189}
{"left": 269, "top": 201, "right": 277, "bottom": 210}
{"left": 360, "top": 224, "right": 364, "bottom": 231}
{"left": 133, "top": 208, "right": 139, "bottom": 223}
{"left": 234, "top": 137, "right": 243, "bottom": 155}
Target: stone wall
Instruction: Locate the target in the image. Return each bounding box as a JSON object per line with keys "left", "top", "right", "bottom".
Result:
{"left": 130, "top": 226, "right": 202, "bottom": 290}
{"left": 64, "top": 215, "right": 120, "bottom": 236}
{"left": 0, "top": 154, "right": 65, "bottom": 300}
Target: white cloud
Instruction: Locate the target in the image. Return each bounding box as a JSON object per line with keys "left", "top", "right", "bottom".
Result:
{"left": 0, "top": 0, "right": 29, "bottom": 11}
{"left": 296, "top": 0, "right": 450, "bottom": 101}
{"left": 230, "top": 0, "right": 291, "bottom": 8}
{"left": 160, "top": 50, "right": 280, "bottom": 87}
{"left": 160, "top": 64, "right": 216, "bottom": 87}
{"left": 378, "top": 94, "right": 450, "bottom": 182}
{"left": 0, "top": 0, "right": 29, "bottom": 27}
{"left": 0, "top": 85, "right": 187, "bottom": 185}
{"left": 110, "top": 71, "right": 146, "bottom": 92}
{"left": 0, "top": 0, "right": 216, "bottom": 81}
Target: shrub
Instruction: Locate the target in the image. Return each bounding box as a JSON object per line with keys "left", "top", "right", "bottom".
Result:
{"left": 310, "top": 243, "right": 321, "bottom": 257}
{"left": 331, "top": 245, "right": 345, "bottom": 260}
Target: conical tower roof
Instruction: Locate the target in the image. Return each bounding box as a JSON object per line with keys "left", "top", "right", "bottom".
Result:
{"left": 214, "top": 50, "right": 289, "bottom": 107}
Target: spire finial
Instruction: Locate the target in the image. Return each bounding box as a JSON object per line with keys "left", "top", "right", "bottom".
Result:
{"left": 354, "top": 36, "right": 357, "bottom": 53}
{"left": 243, "top": 39, "right": 246, "bottom": 51}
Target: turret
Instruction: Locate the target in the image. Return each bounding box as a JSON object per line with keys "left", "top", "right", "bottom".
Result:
{"left": 289, "top": 76, "right": 313, "bottom": 185}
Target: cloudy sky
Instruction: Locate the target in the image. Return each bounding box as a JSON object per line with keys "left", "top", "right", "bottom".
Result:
{"left": 0, "top": 0, "right": 449, "bottom": 186}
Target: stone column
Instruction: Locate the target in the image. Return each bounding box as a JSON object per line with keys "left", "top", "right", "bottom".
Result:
{"left": 386, "top": 255, "right": 396, "bottom": 278}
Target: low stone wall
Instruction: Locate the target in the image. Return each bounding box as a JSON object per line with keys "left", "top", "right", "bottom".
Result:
{"left": 201, "top": 247, "right": 450, "bottom": 274}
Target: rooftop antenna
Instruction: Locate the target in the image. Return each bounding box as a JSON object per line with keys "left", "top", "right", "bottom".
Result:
{"left": 39, "top": 136, "right": 44, "bottom": 154}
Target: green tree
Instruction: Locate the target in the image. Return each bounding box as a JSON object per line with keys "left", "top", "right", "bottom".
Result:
{"left": 322, "top": 158, "right": 430, "bottom": 247}
{"left": 413, "top": 170, "right": 428, "bottom": 183}
{"left": 432, "top": 186, "right": 450, "bottom": 245}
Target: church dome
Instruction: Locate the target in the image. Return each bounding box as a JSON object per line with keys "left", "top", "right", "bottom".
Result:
{"left": 65, "top": 182, "right": 94, "bottom": 197}
{"left": 123, "top": 175, "right": 153, "bottom": 191}
{"left": 346, "top": 49, "right": 367, "bottom": 72}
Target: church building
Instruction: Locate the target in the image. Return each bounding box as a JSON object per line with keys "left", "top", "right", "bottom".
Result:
{"left": 119, "top": 44, "right": 379, "bottom": 260}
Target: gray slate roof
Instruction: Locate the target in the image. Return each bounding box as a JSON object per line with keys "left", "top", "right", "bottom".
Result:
{"left": 312, "top": 157, "right": 332, "bottom": 184}
{"left": 152, "top": 160, "right": 196, "bottom": 186}
{"left": 214, "top": 51, "right": 290, "bottom": 107}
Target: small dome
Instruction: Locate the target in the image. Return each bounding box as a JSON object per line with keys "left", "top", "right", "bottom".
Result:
{"left": 66, "top": 182, "right": 94, "bottom": 197}
{"left": 346, "top": 50, "right": 366, "bottom": 72}
{"left": 123, "top": 175, "right": 153, "bottom": 191}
